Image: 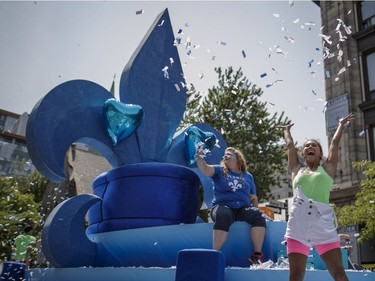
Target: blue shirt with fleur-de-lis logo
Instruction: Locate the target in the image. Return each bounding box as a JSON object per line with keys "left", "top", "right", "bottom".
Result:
{"left": 211, "top": 165, "right": 257, "bottom": 208}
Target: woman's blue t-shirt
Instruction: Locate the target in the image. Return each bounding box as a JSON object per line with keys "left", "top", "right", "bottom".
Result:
{"left": 211, "top": 165, "right": 257, "bottom": 208}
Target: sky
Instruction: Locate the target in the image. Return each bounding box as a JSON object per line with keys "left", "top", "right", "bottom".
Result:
{"left": 0, "top": 0, "right": 330, "bottom": 153}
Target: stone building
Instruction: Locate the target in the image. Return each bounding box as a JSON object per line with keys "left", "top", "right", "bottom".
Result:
{"left": 314, "top": 1, "right": 375, "bottom": 206}
{"left": 315, "top": 0, "right": 375, "bottom": 267}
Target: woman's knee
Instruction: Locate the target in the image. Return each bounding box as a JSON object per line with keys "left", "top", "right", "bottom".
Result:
{"left": 212, "top": 205, "right": 234, "bottom": 231}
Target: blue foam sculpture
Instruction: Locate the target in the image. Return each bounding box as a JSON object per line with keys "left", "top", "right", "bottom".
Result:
{"left": 175, "top": 249, "right": 225, "bottom": 281}
{"left": 26, "top": 8, "right": 227, "bottom": 269}
{"left": 0, "top": 261, "right": 26, "bottom": 281}
{"left": 42, "top": 194, "right": 101, "bottom": 267}
{"left": 26, "top": 9, "right": 226, "bottom": 182}
{"left": 87, "top": 162, "right": 201, "bottom": 234}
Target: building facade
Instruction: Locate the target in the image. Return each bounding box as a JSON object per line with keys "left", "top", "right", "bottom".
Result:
{"left": 316, "top": 0, "right": 375, "bottom": 268}
{"left": 0, "top": 109, "right": 33, "bottom": 177}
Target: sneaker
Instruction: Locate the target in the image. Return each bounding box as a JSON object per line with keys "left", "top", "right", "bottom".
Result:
{"left": 249, "top": 252, "right": 263, "bottom": 265}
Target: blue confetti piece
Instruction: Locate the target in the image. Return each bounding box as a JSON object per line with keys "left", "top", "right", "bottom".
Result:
{"left": 260, "top": 73, "right": 267, "bottom": 78}
{"left": 326, "top": 70, "right": 331, "bottom": 78}
{"left": 359, "top": 130, "right": 365, "bottom": 137}
{"left": 242, "top": 50, "right": 246, "bottom": 58}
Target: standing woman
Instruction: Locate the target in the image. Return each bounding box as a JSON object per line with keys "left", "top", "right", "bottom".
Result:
{"left": 196, "top": 146, "right": 266, "bottom": 265}
{"left": 278, "top": 113, "right": 354, "bottom": 281}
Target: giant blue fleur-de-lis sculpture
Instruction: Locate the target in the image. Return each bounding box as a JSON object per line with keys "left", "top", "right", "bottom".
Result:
{"left": 25, "top": 9, "right": 228, "bottom": 268}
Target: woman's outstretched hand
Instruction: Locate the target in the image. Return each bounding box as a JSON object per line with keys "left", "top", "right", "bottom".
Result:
{"left": 277, "top": 123, "right": 294, "bottom": 131}
{"left": 339, "top": 113, "right": 355, "bottom": 126}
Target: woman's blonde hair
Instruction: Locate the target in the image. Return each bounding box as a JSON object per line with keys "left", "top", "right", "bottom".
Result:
{"left": 220, "top": 147, "right": 248, "bottom": 179}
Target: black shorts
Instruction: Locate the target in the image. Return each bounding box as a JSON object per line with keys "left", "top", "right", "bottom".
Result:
{"left": 210, "top": 204, "right": 266, "bottom": 232}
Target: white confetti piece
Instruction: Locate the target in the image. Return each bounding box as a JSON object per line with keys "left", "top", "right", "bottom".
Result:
{"left": 293, "top": 18, "right": 300, "bottom": 24}
{"left": 337, "top": 67, "right": 346, "bottom": 75}
{"left": 319, "top": 34, "right": 333, "bottom": 45}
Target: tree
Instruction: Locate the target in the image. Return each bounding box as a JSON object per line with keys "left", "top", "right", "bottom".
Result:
{"left": 336, "top": 160, "right": 375, "bottom": 242}
{"left": 0, "top": 174, "right": 45, "bottom": 261}
{"left": 180, "top": 67, "right": 290, "bottom": 200}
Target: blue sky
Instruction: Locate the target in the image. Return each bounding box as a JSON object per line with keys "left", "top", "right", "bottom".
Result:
{"left": 0, "top": 1, "right": 330, "bottom": 152}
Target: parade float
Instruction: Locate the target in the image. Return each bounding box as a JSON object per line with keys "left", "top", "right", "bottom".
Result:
{"left": 1, "top": 8, "right": 373, "bottom": 281}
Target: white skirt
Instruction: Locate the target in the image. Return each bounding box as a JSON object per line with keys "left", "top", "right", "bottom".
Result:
{"left": 285, "top": 187, "right": 339, "bottom": 247}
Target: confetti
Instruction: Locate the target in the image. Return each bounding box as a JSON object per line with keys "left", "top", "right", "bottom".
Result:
{"left": 217, "top": 41, "right": 227, "bottom": 45}
{"left": 284, "top": 36, "right": 295, "bottom": 43}
{"left": 162, "top": 66, "right": 169, "bottom": 79}
{"left": 224, "top": 109, "right": 233, "bottom": 115}
{"left": 337, "top": 67, "right": 346, "bottom": 75}
{"left": 359, "top": 130, "right": 365, "bottom": 137}
{"left": 319, "top": 34, "right": 333, "bottom": 45}
{"left": 135, "top": 9, "right": 144, "bottom": 15}
{"left": 242, "top": 50, "right": 246, "bottom": 58}
{"left": 158, "top": 20, "right": 164, "bottom": 27}
{"left": 293, "top": 18, "right": 300, "bottom": 24}
{"left": 304, "top": 21, "right": 316, "bottom": 27}
{"left": 186, "top": 37, "right": 191, "bottom": 49}
{"left": 272, "top": 13, "right": 280, "bottom": 18}
{"left": 260, "top": 73, "right": 267, "bottom": 78}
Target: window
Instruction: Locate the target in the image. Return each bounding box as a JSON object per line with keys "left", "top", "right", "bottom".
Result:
{"left": 370, "top": 126, "right": 375, "bottom": 160}
{"left": 366, "top": 52, "right": 375, "bottom": 100}
{"left": 360, "top": 0, "right": 375, "bottom": 29}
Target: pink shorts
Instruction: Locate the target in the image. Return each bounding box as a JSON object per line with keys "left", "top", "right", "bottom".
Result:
{"left": 286, "top": 238, "right": 340, "bottom": 256}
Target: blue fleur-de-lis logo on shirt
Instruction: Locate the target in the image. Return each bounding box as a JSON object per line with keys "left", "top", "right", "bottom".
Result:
{"left": 229, "top": 179, "right": 243, "bottom": 192}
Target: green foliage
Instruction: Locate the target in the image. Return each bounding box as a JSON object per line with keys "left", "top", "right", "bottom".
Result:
{"left": 336, "top": 160, "right": 375, "bottom": 242}
{"left": 0, "top": 172, "right": 46, "bottom": 261}
{"left": 180, "top": 67, "right": 290, "bottom": 200}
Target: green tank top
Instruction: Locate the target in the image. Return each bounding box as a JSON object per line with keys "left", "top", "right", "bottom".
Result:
{"left": 292, "top": 165, "right": 333, "bottom": 204}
